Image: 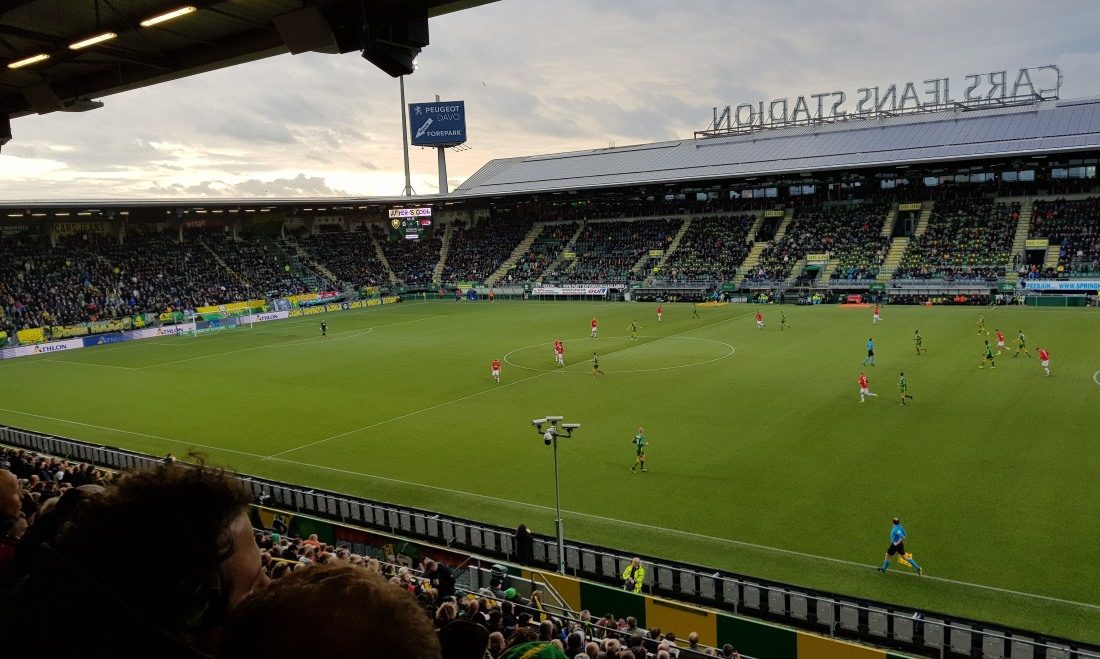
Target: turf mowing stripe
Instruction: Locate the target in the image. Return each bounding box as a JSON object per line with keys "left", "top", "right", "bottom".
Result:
{"left": 1, "top": 404, "right": 1097, "bottom": 612}
{"left": 0, "top": 407, "right": 265, "bottom": 460}
{"left": 139, "top": 314, "right": 444, "bottom": 369}
{"left": 263, "top": 310, "right": 755, "bottom": 459}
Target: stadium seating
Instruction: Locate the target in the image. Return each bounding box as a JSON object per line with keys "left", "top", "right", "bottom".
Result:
{"left": 1027, "top": 197, "right": 1100, "bottom": 277}
{"left": 501, "top": 222, "right": 579, "bottom": 284}
{"left": 656, "top": 214, "right": 754, "bottom": 283}
{"left": 894, "top": 197, "right": 1018, "bottom": 282}
{"left": 293, "top": 227, "right": 389, "bottom": 288}
{"left": 372, "top": 225, "right": 442, "bottom": 286}
{"left": 441, "top": 217, "right": 533, "bottom": 284}
{"left": 749, "top": 202, "right": 889, "bottom": 283}
{"left": 200, "top": 233, "right": 310, "bottom": 297}
{"left": 544, "top": 218, "right": 680, "bottom": 284}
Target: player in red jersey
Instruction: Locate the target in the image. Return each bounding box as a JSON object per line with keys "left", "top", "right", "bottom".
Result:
{"left": 995, "top": 329, "right": 1006, "bottom": 354}
{"left": 858, "top": 372, "right": 878, "bottom": 403}
{"left": 491, "top": 359, "right": 501, "bottom": 383}
{"left": 590, "top": 317, "right": 598, "bottom": 338}
{"left": 554, "top": 340, "right": 565, "bottom": 366}
{"left": 873, "top": 305, "right": 881, "bottom": 324}
{"left": 656, "top": 305, "right": 663, "bottom": 323}
{"left": 755, "top": 311, "right": 765, "bottom": 329}
{"left": 1037, "top": 347, "right": 1051, "bottom": 377}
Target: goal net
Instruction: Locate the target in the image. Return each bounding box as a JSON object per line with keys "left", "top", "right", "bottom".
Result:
{"left": 185, "top": 308, "right": 253, "bottom": 337}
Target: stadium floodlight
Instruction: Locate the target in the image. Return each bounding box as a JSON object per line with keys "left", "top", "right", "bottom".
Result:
{"left": 140, "top": 5, "right": 197, "bottom": 27}
{"left": 530, "top": 414, "right": 581, "bottom": 574}
{"left": 69, "top": 32, "right": 117, "bottom": 50}
{"left": 7, "top": 53, "right": 49, "bottom": 69}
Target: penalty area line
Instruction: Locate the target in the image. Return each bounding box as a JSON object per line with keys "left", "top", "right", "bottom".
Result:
{"left": 0, "top": 407, "right": 1095, "bottom": 611}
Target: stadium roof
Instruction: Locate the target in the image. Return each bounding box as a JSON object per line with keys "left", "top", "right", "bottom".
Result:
{"left": 0, "top": 0, "right": 495, "bottom": 120}
{"left": 453, "top": 97, "right": 1100, "bottom": 197}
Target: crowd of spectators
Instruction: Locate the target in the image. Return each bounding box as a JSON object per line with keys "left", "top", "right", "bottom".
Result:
{"left": 496, "top": 197, "right": 753, "bottom": 224}
{"left": 293, "top": 226, "right": 389, "bottom": 288}
{"left": 0, "top": 452, "right": 742, "bottom": 658}
{"left": 442, "top": 217, "right": 534, "bottom": 284}
{"left": 749, "top": 202, "right": 889, "bottom": 283}
{"left": 545, "top": 219, "right": 680, "bottom": 284}
{"left": 0, "top": 229, "right": 257, "bottom": 337}
{"left": 656, "top": 215, "right": 754, "bottom": 283}
{"left": 503, "top": 223, "right": 580, "bottom": 283}
{"left": 199, "top": 231, "right": 310, "bottom": 297}
{"left": 894, "top": 197, "right": 1018, "bottom": 282}
{"left": 1025, "top": 197, "right": 1100, "bottom": 278}
{"left": 372, "top": 225, "right": 443, "bottom": 286}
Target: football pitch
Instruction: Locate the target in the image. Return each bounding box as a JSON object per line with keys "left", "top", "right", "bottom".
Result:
{"left": 1, "top": 300, "right": 1097, "bottom": 641}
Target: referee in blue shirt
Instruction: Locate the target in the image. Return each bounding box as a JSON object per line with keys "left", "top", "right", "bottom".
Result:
{"left": 878, "top": 517, "right": 922, "bottom": 575}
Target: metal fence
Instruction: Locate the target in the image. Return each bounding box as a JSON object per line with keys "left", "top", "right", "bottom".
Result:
{"left": 2, "top": 425, "right": 1097, "bottom": 659}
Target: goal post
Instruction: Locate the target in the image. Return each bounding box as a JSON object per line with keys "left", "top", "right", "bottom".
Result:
{"left": 185, "top": 308, "right": 253, "bottom": 337}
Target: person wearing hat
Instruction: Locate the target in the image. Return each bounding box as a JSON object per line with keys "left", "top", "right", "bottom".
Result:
{"left": 499, "top": 641, "right": 569, "bottom": 659}
{"left": 622, "top": 557, "right": 645, "bottom": 594}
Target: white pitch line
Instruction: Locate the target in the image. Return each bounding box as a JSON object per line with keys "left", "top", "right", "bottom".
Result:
{"left": 1093, "top": 370, "right": 1100, "bottom": 386}
{"left": 44, "top": 358, "right": 138, "bottom": 371}
{"left": 0, "top": 406, "right": 1095, "bottom": 611}
{"left": 139, "top": 314, "right": 444, "bottom": 369}
{"left": 265, "top": 310, "right": 754, "bottom": 459}
{"left": 0, "top": 408, "right": 265, "bottom": 460}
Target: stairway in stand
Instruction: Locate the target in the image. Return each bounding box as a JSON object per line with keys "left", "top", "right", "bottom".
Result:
{"left": 644, "top": 216, "right": 693, "bottom": 284}
{"left": 782, "top": 258, "right": 808, "bottom": 287}
{"left": 370, "top": 231, "right": 398, "bottom": 285}
{"left": 876, "top": 237, "right": 910, "bottom": 282}
{"left": 732, "top": 242, "right": 768, "bottom": 287}
{"left": 281, "top": 237, "right": 340, "bottom": 289}
{"left": 1003, "top": 198, "right": 1034, "bottom": 285}
{"left": 535, "top": 222, "right": 586, "bottom": 286}
{"left": 432, "top": 223, "right": 455, "bottom": 285}
{"left": 486, "top": 222, "right": 544, "bottom": 287}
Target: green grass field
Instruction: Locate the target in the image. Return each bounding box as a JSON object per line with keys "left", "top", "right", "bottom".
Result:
{"left": 1, "top": 300, "right": 1098, "bottom": 642}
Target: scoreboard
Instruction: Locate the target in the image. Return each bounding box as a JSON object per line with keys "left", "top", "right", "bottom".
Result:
{"left": 388, "top": 207, "right": 433, "bottom": 240}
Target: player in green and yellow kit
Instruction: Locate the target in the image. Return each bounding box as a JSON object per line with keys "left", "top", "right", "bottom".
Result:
{"left": 630, "top": 427, "right": 648, "bottom": 473}
{"left": 979, "top": 340, "right": 996, "bottom": 368}
{"left": 913, "top": 330, "right": 926, "bottom": 355}
{"left": 976, "top": 313, "right": 990, "bottom": 336}
{"left": 1013, "top": 330, "right": 1031, "bottom": 358}
{"left": 898, "top": 372, "right": 913, "bottom": 405}
{"left": 629, "top": 320, "right": 639, "bottom": 341}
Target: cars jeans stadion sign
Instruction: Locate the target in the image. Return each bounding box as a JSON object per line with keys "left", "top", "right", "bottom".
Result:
{"left": 709, "top": 65, "right": 1062, "bottom": 131}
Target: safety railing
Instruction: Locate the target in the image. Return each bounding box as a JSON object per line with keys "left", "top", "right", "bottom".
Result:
{"left": 2, "top": 425, "right": 1097, "bottom": 659}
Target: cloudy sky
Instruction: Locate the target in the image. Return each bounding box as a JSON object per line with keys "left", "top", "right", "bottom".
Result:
{"left": 2, "top": 0, "right": 1099, "bottom": 200}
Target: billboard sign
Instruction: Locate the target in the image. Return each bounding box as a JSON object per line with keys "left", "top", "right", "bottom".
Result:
{"left": 409, "top": 101, "right": 467, "bottom": 146}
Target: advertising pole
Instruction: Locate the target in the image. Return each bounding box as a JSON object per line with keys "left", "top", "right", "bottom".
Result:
{"left": 436, "top": 94, "right": 448, "bottom": 194}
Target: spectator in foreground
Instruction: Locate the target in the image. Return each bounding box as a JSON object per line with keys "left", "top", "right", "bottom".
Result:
{"left": 1, "top": 461, "right": 266, "bottom": 657}
{"left": 501, "top": 641, "right": 569, "bottom": 659}
{"left": 219, "top": 562, "right": 441, "bottom": 659}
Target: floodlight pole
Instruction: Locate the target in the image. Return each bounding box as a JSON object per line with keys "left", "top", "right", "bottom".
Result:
{"left": 399, "top": 75, "right": 414, "bottom": 197}
{"left": 551, "top": 430, "right": 564, "bottom": 574}
{"left": 534, "top": 417, "right": 578, "bottom": 574}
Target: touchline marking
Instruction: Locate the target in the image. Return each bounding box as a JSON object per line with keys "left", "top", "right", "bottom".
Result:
{"left": 44, "top": 358, "right": 138, "bottom": 371}
{"left": 0, "top": 407, "right": 1093, "bottom": 612}
{"left": 0, "top": 408, "right": 264, "bottom": 460}
{"left": 139, "top": 314, "right": 444, "bottom": 369}
{"left": 266, "top": 310, "right": 754, "bottom": 459}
